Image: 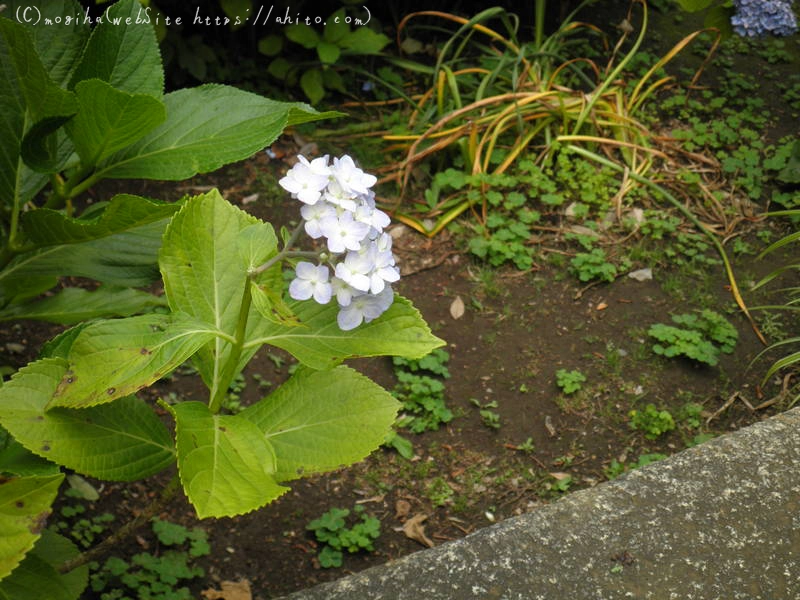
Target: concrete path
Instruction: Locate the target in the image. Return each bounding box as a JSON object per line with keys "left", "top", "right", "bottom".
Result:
{"left": 282, "top": 407, "right": 800, "bottom": 599}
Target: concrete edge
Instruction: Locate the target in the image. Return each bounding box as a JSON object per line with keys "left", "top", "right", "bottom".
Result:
{"left": 280, "top": 407, "right": 800, "bottom": 599}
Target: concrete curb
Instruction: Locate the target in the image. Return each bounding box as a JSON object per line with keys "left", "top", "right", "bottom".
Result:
{"left": 282, "top": 407, "right": 800, "bottom": 599}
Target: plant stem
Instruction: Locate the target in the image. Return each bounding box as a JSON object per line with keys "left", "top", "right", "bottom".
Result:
{"left": 534, "top": 0, "right": 545, "bottom": 50}
{"left": 208, "top": 276, "right": 253, "bottom": 414}
{"left": 58, "top": 473, "right": 181, "bottom": 574}
{"left": 251, "top": 221, "right": 306, "bottom": 276}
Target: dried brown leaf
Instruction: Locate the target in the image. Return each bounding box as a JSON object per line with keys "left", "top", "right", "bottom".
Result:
{"left": 450, "top": 295, "right": 465, "bottom": 319}
{"left": 201, "top": 579, "right": 252, "bottom": 600}
{"left": 403, "top": 513, "right": 434, "bottom": 548}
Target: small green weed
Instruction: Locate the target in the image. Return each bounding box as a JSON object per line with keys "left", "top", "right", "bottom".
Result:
{"left": 546, "top": 473, "right": 573, "bottom": 495}
{"left": 54, "top": 505, "right": 115, "bottom": 550}
{"left": 391, "top": 350, "right": 453, "bottom": 436}
{"left": 221, "top": 372, "right": 246, "bottom": 414}
{"left": 307, "top": 506, "right": 381, "bottom": 568}
{"left": 570, "top": 248, "right": 621, "bottom": 283}
{"left": 629, "top": 404, "right": 676, "bottom": 439}
{"left": 89, "top": 519, "right": 210, "bottom": 599}
{"left": 555, "top": 369, "right": 587, "bottom": 395}
{"left": 393, "top": 349, "right": 451, "bottom": 378}
{"left": 426, "top": 477, "right": 455, "bottom": 507}
{"left": 510, "top": 437, "right": 536, "bottom": 453}
{"left": 605, "top": 453, "right": 668, "bottom": 479}
{"left": 678, "top": 402, "right": 704, "bottom": 428}
{"left": 469, "top": 398, "right": 501, "bottom": 429}
{"left": 648, "top": 310, "right": 738, "bottom": 366}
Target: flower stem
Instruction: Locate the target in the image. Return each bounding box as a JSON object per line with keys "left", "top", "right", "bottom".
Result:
{"left": 58, "top": 473, "right": 181, "bottom": 574}
{"left": 252, "top": 222, "right": 306, "bottom": 276}
{"left": 208, "top": 275, "right": 253, "bottom": 414}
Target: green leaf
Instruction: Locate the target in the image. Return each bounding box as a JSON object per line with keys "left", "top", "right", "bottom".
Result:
{"left": 5, "top": 0, "right": 91, "bottom": 87}
{"left": 65, "top": 79, "right": 166, "bottom": 166}
{"left": 778, "top": 141, "right": 800, "bottom": 184}
{"left": 339, "top": 28, "right": 390, "bottom": 54}
{"left": 171, "top": 403, "right": 288, "bottom": 519}
{"left": 704, "top": 5, "right": 734, "bottom": 37}
{"left": 323, "top": 8, "right": 350, "bottom": 43}
{"left": 322, "top": 69, "right": 346, "bottom": 94}
{"left": 0, "top": 473, "right": 63, "bottom": 580}
{"left": 96, "top": 85, "right": 338, "bottom": 180}
{"left": 21, "top": 194, "right": 179, "bottom": 247}
{"left": 674, "top": 0, "right": 713, "bottom": 11}
{"left": 250, "top": 280, "right": 301, "bottom": 327}
{"left": 49, "top": 313, "right": 219, "bottom": 409}
{"left": 267, "top": 57, "right": 291, "bottom": 80}
{"left": 0, "top": 195, "right": 180, "bottom": 303}
{"left": 300, "top": 69, "right": 325, "bottom": 104}
{"left": 236, "top": 224, "right": 278, "bottom": 272}
{"left": 0, "top": 358, "right": 175, "bottom": 481}
{"left": 0, "top": 286, "right": 166, "bottom": 325}
{"left": 219, "top": 0, "right": 251, "bottom": 29}
{"left": 159, "top": 191, "right": 281, "bottom": 397}
{"left": 0, "top": 429, "right": 60, "bottom": 477}
{"left": 317, "top": 42, "right": 341, "bottom": 65}
{"left": 0, "top": 17, "right": 77, "bottom": 184}
{"left": 38, "top": 324, "right": 90, "bottom": 361}
{"left": 240, "top": 366, "right": 400, "bottom": 482}
{"left": 69, "top": 0, "right": 164, "bottom": 97}
{"left": 244, "top": 295, "right": 445, "bottom": 370}
{"left": 0, "top": 529, "right": 87, "bottom": 600}
{"left": 286, "top": 23, "right": 319, "bottom": 49}
{"left": 257, "top": 34, "right": 283, "bottom": 56}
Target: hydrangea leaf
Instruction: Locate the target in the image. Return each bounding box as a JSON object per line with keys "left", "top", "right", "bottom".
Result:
{"left": 171, "top": 402, "right": 288, "bottom": 519}
{"left": 159, "top": 190, "right": 282, "bottom": 395}
{"left": 1, "top": 195, "right": 180, "bottom": 304}
{"left": 4, "top": 0, "right": 91, "bottom": 87}
{"left": 0, "top": 358, "right": 175, "bottom": 481}
{"left": 0, "top": 17, "right": 73, "bottom": 204}
{"left": 48, "top": 313, "right": 219, "bottom": 409}
{"left": 0, "top": 474, "right": 63, "bottom": 582}
{"left": 68, "top": 0, "right": 164, "bottom": 97}
{"left": 0, "top": 286, "right": 166, "bottom": 325}
{"left": 96, "top": 85, "right": 339, "bottom": 180}
{"left": 65, "top": 79, "right": 166, "bottom": 166}
{"left": 245, "top": 295, "right": 445, "bottom": 370}
{"left": 21, "top": 194, "right": 179, "bottom": 247}
{"left": 240, "top": 366, "right": 400, "bottom": 482}
{"left": 0, "top": 429, "right": 60, "bottom": 478}
{"left": 0, "top": 529, "right": 87, "bottom": 600}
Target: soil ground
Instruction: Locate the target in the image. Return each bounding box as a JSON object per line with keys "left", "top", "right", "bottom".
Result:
{"left": 3, "top": 4, "right": 799, "bottom": 600}
{"left": 47, "top": 150, "right": 797, "bottom": 599}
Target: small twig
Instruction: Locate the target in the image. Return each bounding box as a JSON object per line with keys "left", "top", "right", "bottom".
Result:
{"left": 754, "top": 374, "right": 795, "bottom": 411}
{"left": 706, "top": 391, "right": 755, "bottom": 424}
{"left": 58, "top": 473, "right": 181, "bottom": 574}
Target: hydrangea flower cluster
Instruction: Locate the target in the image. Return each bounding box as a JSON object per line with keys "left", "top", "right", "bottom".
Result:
{"left": 731, "top": 0, "right": 797, "bottom": 37}
{"left": 279, "top": 155, "right": 400, "bottom": 331}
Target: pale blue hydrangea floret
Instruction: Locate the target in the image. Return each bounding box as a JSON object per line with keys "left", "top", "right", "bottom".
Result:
{"left": 279, "top": 154, "right": 400, "bottom": 330}
{"left": 731, "top": 0, "right": 797, "bottom": 37}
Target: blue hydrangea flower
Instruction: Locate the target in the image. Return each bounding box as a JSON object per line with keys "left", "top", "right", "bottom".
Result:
{"left": 731, "top": 0, "right": 798, "bottom": 37}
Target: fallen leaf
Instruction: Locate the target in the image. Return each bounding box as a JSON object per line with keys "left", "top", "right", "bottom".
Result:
{"left": 241, "top": 193, "right": 259, "bottom": 205}
{"left": 450, "top": 296, "right": 465, "bottom": 319}
{"left": 395, "top": 499, "right": 411, "bottom": 520}
{"left": 201, "top": 579, "right": 252, "bottom": 600}
{"left": 628, "top": 267, "right": 653, "bottom": 282}
{"left": 66, "top": 474, "right": 99, "bottom": 501}
{"left": 403, "top": 513, "right": 434, "bottom": 548}
{"left": 549, "top": 472, "right": 571, "bottom": 481}
{"left": 596, "top": 302, "right": 608, "bottom": 311}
